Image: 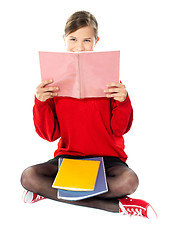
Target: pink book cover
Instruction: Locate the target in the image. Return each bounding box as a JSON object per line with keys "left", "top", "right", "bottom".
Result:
{"left": 39, "top": 51, "right": 120, "bottom": 99}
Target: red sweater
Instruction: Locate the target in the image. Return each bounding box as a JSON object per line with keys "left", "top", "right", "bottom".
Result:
{"left": 33, "top": 95, "right": 133, "bottom": 162}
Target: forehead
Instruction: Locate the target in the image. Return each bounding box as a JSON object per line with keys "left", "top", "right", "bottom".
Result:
{"left": 68, "top": 26, "right": 95, "bottom": 38}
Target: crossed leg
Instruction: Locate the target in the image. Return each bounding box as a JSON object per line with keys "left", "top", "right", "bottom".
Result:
{"left": 21, "top": 161, "right": 139, "bottom": 213}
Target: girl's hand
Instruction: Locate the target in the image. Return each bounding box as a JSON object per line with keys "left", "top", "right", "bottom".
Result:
{"left": 104, "top": 82, "right": 127, "bottom": 102}
{"left": 36, "top": 79, "right": 59, "bottom": 102}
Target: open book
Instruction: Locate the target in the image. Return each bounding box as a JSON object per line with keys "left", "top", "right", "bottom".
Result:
{"left": 39, "top": 51, "right": 120, "bottom": 99}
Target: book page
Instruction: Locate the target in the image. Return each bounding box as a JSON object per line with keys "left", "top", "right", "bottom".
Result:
{"left": 79, "top": 51, "right": 120, "bottom": 98}
{"left": 39, "top": 52, "right": 80, "bottom": 98}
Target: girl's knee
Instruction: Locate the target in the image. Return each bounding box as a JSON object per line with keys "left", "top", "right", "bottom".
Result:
{"left": 124, "top": 170, "right": 139, "bottom": 195}
{"left": 111, "top": 169, "right": 139, "bottom": 197}
{"left": 21, "top": 166, "right": 37, "bottom": 192}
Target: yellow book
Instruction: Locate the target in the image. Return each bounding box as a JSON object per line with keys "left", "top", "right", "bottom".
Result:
{"left": 52, "top": 158, "right": 100, "bottom": 191}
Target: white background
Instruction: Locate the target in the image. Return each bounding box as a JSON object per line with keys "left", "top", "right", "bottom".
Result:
{"left": 0, "top": 0, "right": 176, "bottom": 239}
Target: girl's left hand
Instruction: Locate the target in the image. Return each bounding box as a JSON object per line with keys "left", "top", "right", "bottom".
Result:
{"left": 104, "top": 82, "right": 127, "bottom": 102}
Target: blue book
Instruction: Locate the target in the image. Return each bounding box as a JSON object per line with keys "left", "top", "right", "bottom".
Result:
{"left": 56, "top": 157, "right": 108, "bottom": 201}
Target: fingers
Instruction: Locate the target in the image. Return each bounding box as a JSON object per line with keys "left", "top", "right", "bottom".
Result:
{"left": 104, "top": 87, "right": 121, "bottom": 93}
{"left": 106, "top": 82, "right": 122, "bottom": 88}
{"left": 36, "top": 79, "right": 59, "bottom": 102}
{"left": 37, "top": 79, "right": 53, "bottom": 89}
{"left": 37, "top": 91, "right": 58, "bottom": 102}
{"left": 106, "top": 82, "right": 126, "bottom": 89}
{"left": 104, "top": 82, "right": 127, "bottom": 102}
{"left": 37, "top": 86, "right": 59, "bottom": 93}
{"left": 104, "top": 82, "right": 126, "bottom": 94}
{"left": 105, "top": 92, "right": 127, "bottom": 102}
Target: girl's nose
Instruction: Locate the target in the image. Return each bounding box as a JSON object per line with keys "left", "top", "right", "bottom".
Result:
{"left": 75, "top": 42, "right": 85, "bottom": 52}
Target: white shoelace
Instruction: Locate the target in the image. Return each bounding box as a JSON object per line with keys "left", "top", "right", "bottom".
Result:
{"left": 33, "top": 194, "right": 45, "bottom": 201}
{"left": 126, "top": 207, "right": 143, "bottom": 216}
{"left": 119, "top": 202, "right": 143, "bottom": 217}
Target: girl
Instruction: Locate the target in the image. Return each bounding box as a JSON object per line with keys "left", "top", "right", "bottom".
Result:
{"left": 21, "top": 11, "right": 157, "bottom": 219}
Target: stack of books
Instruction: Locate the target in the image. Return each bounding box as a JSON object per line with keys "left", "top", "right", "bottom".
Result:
{"left": 52, "top": 157, "right": 108, "bottom": 201}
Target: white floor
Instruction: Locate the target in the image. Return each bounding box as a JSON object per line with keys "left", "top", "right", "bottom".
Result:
{"left": 1, "top": 172, "right": 175, "bottom": 240}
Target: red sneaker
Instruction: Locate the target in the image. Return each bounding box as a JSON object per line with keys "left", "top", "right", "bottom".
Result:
{"left": 119, "top": 196, "right": 158, "bottom": 219}
{"left": 22, "top": 190, "right": 46, "bottom": 203}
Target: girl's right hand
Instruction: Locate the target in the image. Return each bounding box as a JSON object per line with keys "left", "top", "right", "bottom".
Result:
{"left": 36, "top": 79, "right": 59, "bottom": 102}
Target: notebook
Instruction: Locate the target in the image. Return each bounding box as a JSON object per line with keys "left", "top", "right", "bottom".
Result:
{"left": 55, "top": 157, "right": 108, "bottom": 201}
{"left": 52, "top": 158, "right": 100, "bottom": 191}
{"left": 39, "top": 51, "right": 120, "bottom": 99}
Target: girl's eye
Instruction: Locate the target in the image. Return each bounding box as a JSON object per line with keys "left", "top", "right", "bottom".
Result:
{"left": 84, "top": 39, "right": 91, "bottom": 42}
{"left": 70, "top": 38, "right": 76, "bottom": 41}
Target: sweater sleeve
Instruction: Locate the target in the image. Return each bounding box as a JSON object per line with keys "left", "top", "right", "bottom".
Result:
{"left": 33, "top": 96, "right": 60, "bottom": 142}
{"left": 110, "top": 94, "right": 133, "bottom": 137}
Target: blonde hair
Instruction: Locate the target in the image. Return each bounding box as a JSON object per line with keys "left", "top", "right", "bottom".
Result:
{"left": 64, "top": 11, "right": 98, "bottom": 40}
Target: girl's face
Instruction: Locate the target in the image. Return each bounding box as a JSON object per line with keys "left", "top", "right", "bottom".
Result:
{"left": 63, "top": 26, "right": 99, "bottom": 52}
